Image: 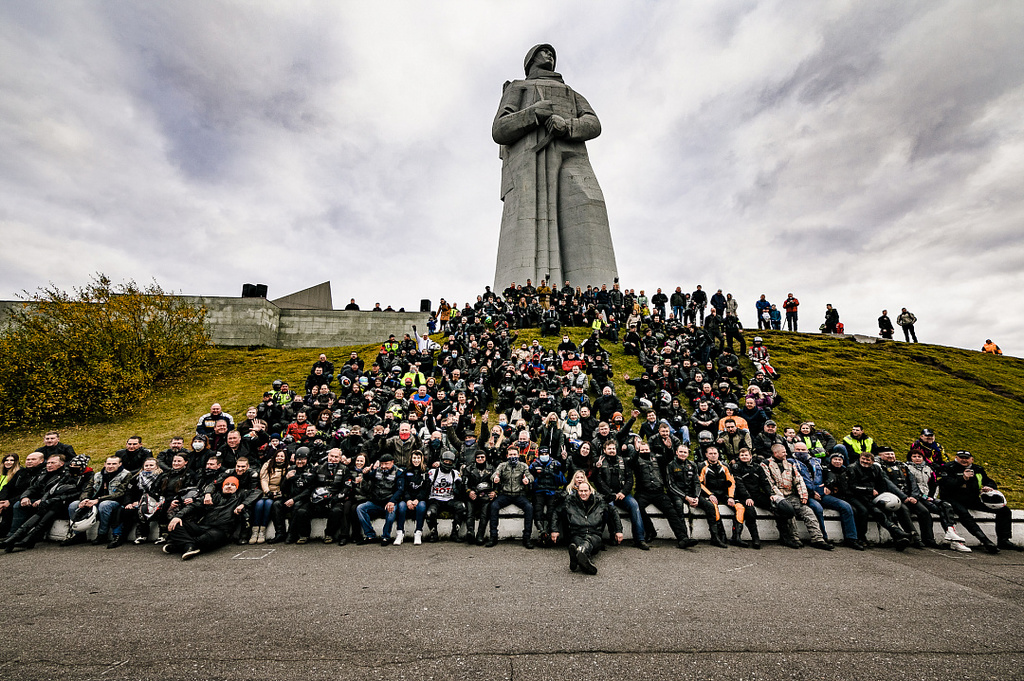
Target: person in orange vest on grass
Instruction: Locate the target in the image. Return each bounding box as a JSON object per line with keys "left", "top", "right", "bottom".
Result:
{"left": 982, "top": 339, "right": 1002, "bottom": 355}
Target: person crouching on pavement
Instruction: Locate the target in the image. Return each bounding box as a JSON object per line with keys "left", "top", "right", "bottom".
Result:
{"left": 551, "top": 481, "right": 610, "bottom": 575}
{"left": 164, "top": 476, "right": 246, "bottom": 560}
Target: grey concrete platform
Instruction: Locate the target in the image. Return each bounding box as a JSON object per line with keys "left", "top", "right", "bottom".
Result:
{"left": 3, "top": 517, "right": 1023, "bottom": 681}
{"left": 46, "top": 507, "right": 1024, "bottom": 546}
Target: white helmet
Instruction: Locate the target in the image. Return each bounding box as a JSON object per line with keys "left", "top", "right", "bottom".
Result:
{"left": 70, "top": 505, "right": 98, "bottom": 533}
{"left": 980, "top": 490, "right": 1006, "bottom": 511}
{"left": 874, "top": 492, "right": 901, "bottom": 511}
{"left": 753, "top": 337, "right": 763, "bottom": 343}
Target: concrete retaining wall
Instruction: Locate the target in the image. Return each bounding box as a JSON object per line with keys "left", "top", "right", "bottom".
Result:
{"left": 47, "top": 508, "right": 1024, "bottom": 546}
{"left": 277, "top": 309, "right": 429, "bottom": 349}
{"left": 1, "top": 296, "right": 429, "bottom": 349}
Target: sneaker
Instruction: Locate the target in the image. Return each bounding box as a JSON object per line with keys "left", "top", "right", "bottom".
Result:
{"left": 181, "top": 546, "right": 201, "bottom": 561}
{"left": 950, "top": 541, "right": 972, "bottom": 553}
{"left": 356, "top": 536, "right": 374, "bottom": 545}
{"left": 944, "top": 528, "right": 966, "bottom": 543}
{"left": 323, "top": 536, "right": 334, "bottom": 544}
{"left": 106, "top": 536, "right": 125, "bottom": 549}
{"left": 133, "top": 536, "right": 147, "bottom": 545}
{"left": 393, "top": 531, "right": 404, "bottom": 546}
{"left": 413, "top": 530, "right": 422, "bottom": 546}
{"left": 381, "top": 536, "right": 393, "bottom": 546}
{"left": 162, "top": 544, "right": 173, "bottom": 554}
{"left": 296, "top": 537, "right": 308, "bottom": 545}
{"left": 154, "top": 536, "right": 168, "bottom": 546}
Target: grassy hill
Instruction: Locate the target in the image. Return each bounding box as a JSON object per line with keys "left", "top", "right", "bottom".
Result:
{"left": 2, "top": 329, "right": 1021, "bottom": 504}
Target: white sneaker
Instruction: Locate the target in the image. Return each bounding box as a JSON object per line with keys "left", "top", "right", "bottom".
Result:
{"left": 413, "top": 530, "right": 422, "bottom": 546}
{"left": 944, "top": 528, "right": 966, "bottom": 543}
{"left": 950, "top": 541, "right": 972, "bottom": 553}
{"left": 393, "top": 531, "right": 404, "bottom": 546}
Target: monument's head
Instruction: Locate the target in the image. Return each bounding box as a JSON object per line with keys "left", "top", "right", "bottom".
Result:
{"left": 524, "top": 43, "right": 556, "bottom": 74}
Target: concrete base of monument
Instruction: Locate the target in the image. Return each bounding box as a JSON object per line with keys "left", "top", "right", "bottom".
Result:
{"left": 47, "top": 508, "right": 1024, "bottom": 545}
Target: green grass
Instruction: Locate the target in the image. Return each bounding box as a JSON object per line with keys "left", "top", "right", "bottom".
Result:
{"left": 2, "top": 329, "right": 1021, "bottom": 504}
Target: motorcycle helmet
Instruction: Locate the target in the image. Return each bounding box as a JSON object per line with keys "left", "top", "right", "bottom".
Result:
{"left": 772, "top": 498, "right": 796, "bottom": 519}
{"left": 70, "top": 505, "right": 98, "bottom": 533}
{"left": 980, "top": 490, "right": 1006, "bottom": 510}
{"left": 874, "top": 492, "right": 901, "bottom": 511}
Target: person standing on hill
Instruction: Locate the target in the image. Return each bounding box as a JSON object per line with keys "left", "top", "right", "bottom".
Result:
{"left": 755, "top": 295, "right": 771, "bottom": 330}
{"left": 691, "top": 285, "right": 708, "bottom": 323}
{"left": 897, "top": 308, "right": 918, "bottom": 343}
{"left": 670, "top": 287, "right": 687, "bottom": 321}
{"left": 878, "top": 310, "right": 895, "bottom": 339}
{"left": 783, "top": 294, "right": 799, "bottom": 332}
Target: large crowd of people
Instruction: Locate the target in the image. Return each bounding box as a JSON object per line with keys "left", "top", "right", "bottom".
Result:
{"left": 0, "top": 280, "right": 1017, "bottom": 575}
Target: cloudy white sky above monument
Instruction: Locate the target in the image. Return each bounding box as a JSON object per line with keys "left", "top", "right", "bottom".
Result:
{"left": 2, "top": 1, "right": 1022, "bottom": 354}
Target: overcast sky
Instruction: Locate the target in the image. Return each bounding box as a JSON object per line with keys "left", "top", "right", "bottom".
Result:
{"left": 2, "top": 1, "right": 1022, "bottom": 355}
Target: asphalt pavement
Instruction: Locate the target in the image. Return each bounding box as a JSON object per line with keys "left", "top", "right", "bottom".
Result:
{"left": 1, "top": 538, "right": 1022, "bottom": 680}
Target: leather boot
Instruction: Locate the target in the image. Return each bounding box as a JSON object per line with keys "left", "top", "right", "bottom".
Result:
{"left": 1, "top": 524, "right": 30, "bottom": 552}
{"left": 710, "top": 521, "right": 728, "bottom": 548}
{"left": 885, "top": 522, "right": 910, "bottom": 551}
{"left": 729, "top": 523, "right": 749, "bottom": 548}
{"left": 747, "top": 520, "right": 761, "bottom": 549}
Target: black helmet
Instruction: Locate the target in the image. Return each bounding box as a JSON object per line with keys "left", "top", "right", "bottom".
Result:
{"left": 772, "top": 498, "right": 796, "bottom": 519}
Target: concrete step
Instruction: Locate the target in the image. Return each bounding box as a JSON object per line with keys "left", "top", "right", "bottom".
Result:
{"left": 46, "top": 507, "right": 1024, "bottom": 546}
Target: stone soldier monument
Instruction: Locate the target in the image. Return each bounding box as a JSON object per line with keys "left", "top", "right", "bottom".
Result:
{"left": 492, "top": 44, "right": 618, "bottom": 292}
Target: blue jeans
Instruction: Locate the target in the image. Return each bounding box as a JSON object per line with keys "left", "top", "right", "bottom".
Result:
{"left": 68, "top": 499, "right": 121, "bottom": 537}
{"left": 672, "top": 305, "right": 684, "bottom": 321}
{"left": 489, "top": 494, "right": 533, "bottom": 539}
{"left": 805, "top": 498, "right": 827, "bottom": 540}
{"left": 253, "top": 499, "right": 274, "bottom": 526}
{"left": 356, "top": 501, "right": 397, "bottom": 539}
{"left": 396, "top": 500, "right": 426, "bottom": 533}
{"left": 819, "top": 494, "right": 858, "bottom": 541}
{"left": 612, "top": 495, "right": 644, "bottom": 542}
{"left": 672, "top": 425, "right": 691, "bottom": 444}
{"left": 8, "top": 504, "right": 32, "bottom": 535}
